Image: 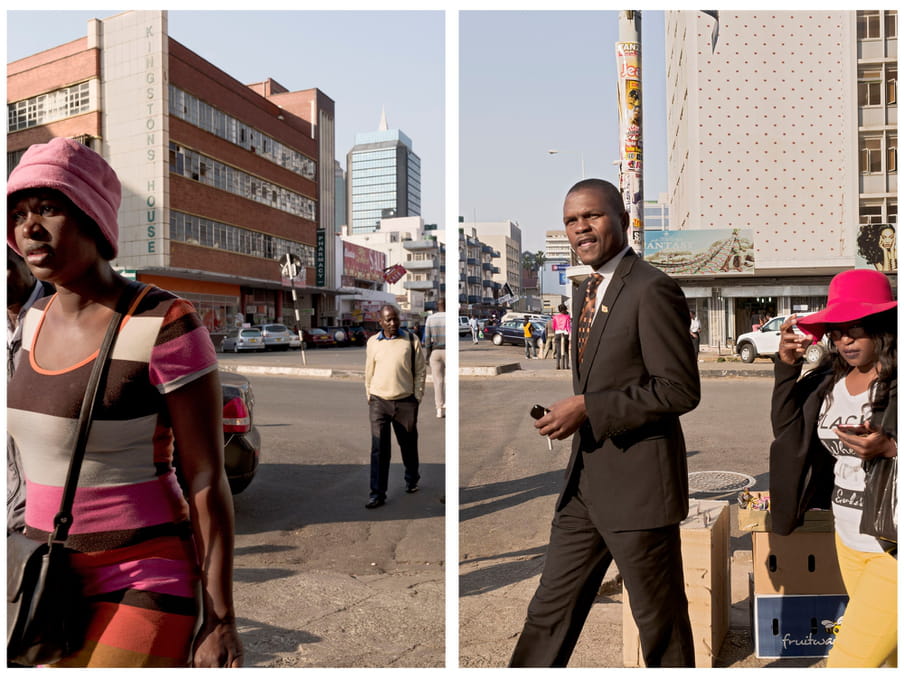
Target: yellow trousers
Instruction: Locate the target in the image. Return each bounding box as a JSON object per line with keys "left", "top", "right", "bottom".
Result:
{"left": 826, "top": 533, "right": 897, "bottom": 668}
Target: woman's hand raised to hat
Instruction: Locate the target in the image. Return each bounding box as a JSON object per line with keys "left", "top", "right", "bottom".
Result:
{"left": 778, "top": 314, "right": 814, "bottom": 365}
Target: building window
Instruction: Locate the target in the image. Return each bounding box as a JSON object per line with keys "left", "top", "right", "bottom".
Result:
{"left": 889, "top": 135, "right": 897, "bottom": 174}
{"left": 169, "top": 142, "right": 316, "bottom": 221}
{"left": 171, "top": 210, "right": 314, "bottom": 266}
{"left": 7, "top": 81, "right": 94, "bottom": 132}
{"left": 168, "top": 85, "right": 315, "bottom": 181}
{"left": 861, "top": 137, "right": 883, "bottom": 173}
{"left": 887, "top": 67, "right": 897, "bottom": 105}
{"left": 858, "top": 11, "right": 881, "bottom": 39}
{"left": 858, "top": 68, "right": 883, "bottom": 106}
{"left": 861, "top": 204, "right": 884, "bottom": 225}
{"left": 886, "top": 10, "right": 897, "bottom": 38}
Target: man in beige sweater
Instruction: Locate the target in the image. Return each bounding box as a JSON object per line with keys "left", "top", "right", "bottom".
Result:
{"left": 363, "top": 304, "right": 426, "bottom": 509}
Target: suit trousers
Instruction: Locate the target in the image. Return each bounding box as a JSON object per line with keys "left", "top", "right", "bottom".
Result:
{"left": 510, "top": 481, "right": 694, "bottom": 667}
{"left": 369, "top": 395, "right": 420, "bottom": 499}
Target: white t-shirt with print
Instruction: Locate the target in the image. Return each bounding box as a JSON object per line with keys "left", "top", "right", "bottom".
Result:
{"left": 816, "top": 378, "right": 883, "bottom": 553}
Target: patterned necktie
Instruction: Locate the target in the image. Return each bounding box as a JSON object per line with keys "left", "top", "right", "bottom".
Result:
{"left": 577, "top": 273, "right": 603, "bottom": 363}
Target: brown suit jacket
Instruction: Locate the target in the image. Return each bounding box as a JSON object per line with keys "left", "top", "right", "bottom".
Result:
{"left": 558, "top": 251, "right": 701, "bottom": 531}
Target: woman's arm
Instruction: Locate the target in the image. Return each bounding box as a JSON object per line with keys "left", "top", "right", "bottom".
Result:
{"left": 167, "top": 370, "right": 243, "bottom": 667}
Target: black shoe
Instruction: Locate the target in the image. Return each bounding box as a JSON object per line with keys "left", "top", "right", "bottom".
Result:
{"left": 365, "top": 497, "right": 385, "bottom": 509}
{"left": 405, "top": 484, "right": 419, "bottom": 494}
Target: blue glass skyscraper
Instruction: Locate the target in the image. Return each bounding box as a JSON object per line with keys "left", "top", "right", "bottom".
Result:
{"left": 347, "top": 112, "right": 421, "bottom": 234}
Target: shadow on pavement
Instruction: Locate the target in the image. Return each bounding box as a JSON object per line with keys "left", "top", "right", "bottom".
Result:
{"left": 459, "top": 545, "right": 547, "bottom": 597}
{"left": 235, "top": 615, "right": 321, "bottom": 666}
{"left": 459, "top": 470, "right": 563, "bottom": 523}
{"left": 232, "top": 461, "right": 445, "bottom": 535}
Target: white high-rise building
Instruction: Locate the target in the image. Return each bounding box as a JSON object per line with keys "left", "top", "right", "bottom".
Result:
{"left": 665, "top": 10, "right": 896, "bottom": 347}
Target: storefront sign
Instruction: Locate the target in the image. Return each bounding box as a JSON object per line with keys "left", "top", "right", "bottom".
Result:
{"left": 343, "top": 241, "right": 386, "bottom": 283}
{"left": 316, "top": 229, "right": 326, "bottom": 287}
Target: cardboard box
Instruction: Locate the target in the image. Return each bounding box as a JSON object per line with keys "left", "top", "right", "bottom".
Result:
{"left": 737, "top": 491, "right": 833, "bottom": 532}
{"left": 623, "top": 500, "right": 730, "bottom": 668}
{"left": 753, "top": 593, "right": 848, "bottom": 658}
{"left": 751, "top": 531, "right": 845, "bottom": 595}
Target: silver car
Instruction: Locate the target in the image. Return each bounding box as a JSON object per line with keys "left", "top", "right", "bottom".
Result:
{"left": 220, "top": 327, "right": 265, "bottom": 352}
{"left": 253, "top": 323, "right": 294, "bottom": 351}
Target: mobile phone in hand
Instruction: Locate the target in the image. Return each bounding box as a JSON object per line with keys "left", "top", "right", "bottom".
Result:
{"left": 530, "top": 404, "right": 550, "bottom": 420}
{"left": 836, "top": 423, "right": 869, "bottom": 436}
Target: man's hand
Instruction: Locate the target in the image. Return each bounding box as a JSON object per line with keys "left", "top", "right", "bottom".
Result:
{"left": 777, "top": 314, "right": 814, "bottom": 365}
{"left": 535, "top": 395, "right": 587, "bottom": 440}
{"left": 834, "top": 421, "right": 898, "bottom": 460}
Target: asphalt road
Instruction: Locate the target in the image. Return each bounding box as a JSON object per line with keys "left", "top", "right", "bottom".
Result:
{"left": 229, "top": 373, "right": 445, "bottom": 667}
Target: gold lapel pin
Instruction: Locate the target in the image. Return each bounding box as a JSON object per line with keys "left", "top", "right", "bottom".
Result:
{"left": 600, "top": 305, "right": 609, "bottom": 314}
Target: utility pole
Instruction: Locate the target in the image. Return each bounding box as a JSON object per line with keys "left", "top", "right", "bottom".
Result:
{"left": 616, "top": 10, "right": 644, "bottom": 258}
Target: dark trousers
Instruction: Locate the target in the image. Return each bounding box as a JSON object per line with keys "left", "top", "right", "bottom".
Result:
{"left": 369, "top": 395, "right": 420, "bottom": 499}
{"left": 509, "top": 485, "right": 694, "bottom": 667}
{"left": 554, "top": 333, "right": 569, "bottom": 370}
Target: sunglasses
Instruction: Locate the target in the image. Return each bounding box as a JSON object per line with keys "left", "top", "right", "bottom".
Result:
{"left": 827, "top": 324, "right": 867, "bottom": 341}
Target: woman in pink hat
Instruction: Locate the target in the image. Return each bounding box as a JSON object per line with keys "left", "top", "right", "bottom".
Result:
{"left": 769, "top": 268, "right": 897, "bottom": 668}
{"left": 7, "top": 138, "right": 242, "bottom": 667}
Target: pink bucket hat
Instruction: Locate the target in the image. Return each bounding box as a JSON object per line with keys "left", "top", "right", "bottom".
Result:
{"left": 7, "top": 137, "right": 121, "bottom": 258}
{"left": 796, "top": 269, "right": 897, "bottom": 338}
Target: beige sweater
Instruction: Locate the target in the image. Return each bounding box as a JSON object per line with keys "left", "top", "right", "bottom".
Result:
{"left": 364, "top": 330, "right": 426, "bottom": 402}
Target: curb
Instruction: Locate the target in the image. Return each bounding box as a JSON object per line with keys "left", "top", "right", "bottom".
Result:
{"left": 220, "top": 363, "right": 772, "bottom": 380}
{"left": 459, "top": 363, "right": 522, "bottom": 376}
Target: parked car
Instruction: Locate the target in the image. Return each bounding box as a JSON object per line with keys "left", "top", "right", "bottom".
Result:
{"left": 219, "top": 327, "right": 265, "bottom": 352}
{"left": 302, "top": 327, "right": 336, "bottom": 348}
{"left": 346, "top": 326, "right": 374, "bottom": 345}
{"left": 489, "top": 318, "right": 546, "bottom": 346}
{"left": 459, "top": 316, "right": 471, "bottom": 336}
{"left": 322, "top": 326, "right": 352, "bottom": 346}
{"left": 174, "top": 371, "right": 261, "bottom": 495}
{"left": 253, "top": 323, "right": 293, "bottom": 351}
{"left": 220, "top": 372, "right": 262, "bottom": 494}
{"left": 735, "top": 312, "right": 827, "bottom": 363}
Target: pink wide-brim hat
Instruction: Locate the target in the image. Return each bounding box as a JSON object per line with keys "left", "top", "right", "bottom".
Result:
{"left": 7, "top": 137, "right": 121, "bottom": 258}
{"left": 796, "top": 269, "right": 897, "bottom": 338}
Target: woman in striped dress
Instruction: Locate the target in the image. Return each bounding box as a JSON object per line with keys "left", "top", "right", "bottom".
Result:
{"left": 7, "top": 138, "right": 242, "bottom": 667}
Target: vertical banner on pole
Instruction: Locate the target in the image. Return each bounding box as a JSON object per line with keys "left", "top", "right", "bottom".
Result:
{"left": 616, "top": 10, "right": 644, "bottom": 258}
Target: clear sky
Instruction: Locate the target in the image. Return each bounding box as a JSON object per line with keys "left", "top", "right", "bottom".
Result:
{"left": 7, "top": 9, "right": 671, "bottom": 253}
{"left": 6, "top": 9, "right": 446, "bottom": 227}
{"left": 460, "top": 10, "right": 668, "bottom": 253}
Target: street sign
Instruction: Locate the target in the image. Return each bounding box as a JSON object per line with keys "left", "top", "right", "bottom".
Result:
{"left": 279, "top": 253, "right": 303, "bottom": 279}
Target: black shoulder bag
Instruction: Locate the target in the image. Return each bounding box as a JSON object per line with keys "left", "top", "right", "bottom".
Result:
{"left": 7, "top": 282, "right": 143, "bottom": 665}
{"left": 860, "top": 389, "right": 898, "bottom": 558}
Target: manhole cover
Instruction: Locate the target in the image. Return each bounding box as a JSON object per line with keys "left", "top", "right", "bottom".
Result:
{"left": 688, "top": 470, "right": 756, "bottom": 494}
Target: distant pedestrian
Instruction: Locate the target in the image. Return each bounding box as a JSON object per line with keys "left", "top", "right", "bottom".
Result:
{"left": 551, "top": 304, "right": 571, "bottom": 370}
{"left": 539, "top": 320, "right": 553, "bottom": 359}
{"left": 364, "top": 304, "right": 427, "bottom": 508}
{"left": 522, "top": 316, "right": 536, "bottom": 359}
{"left": 7, "top": 247, "right": 54, "bottom": 535}
{"left": 423, "top": 299, "right": 447, "bottom": 419}
{"left": 469, "top": 314, "right": 479, "bottom": 344}
{"left": 689, "top": 310, "right": 701, "bottom": 357}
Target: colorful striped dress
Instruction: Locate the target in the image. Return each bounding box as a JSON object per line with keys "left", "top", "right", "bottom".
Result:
{"left": 7, "top": 285, "right": 219, "bottom": 667}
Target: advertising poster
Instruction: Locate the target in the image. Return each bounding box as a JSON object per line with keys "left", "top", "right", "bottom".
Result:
{"left": 855, "top": 223, "right": 897, "bottom": 272}
{"left": 616, "top": 41, "right": 644, "bottom": 256}
{"left": 343, "top": 241, "right": 387, "bottom": 283}
{"left": 645, "top": 228, "right": 755, "bottom": 275}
